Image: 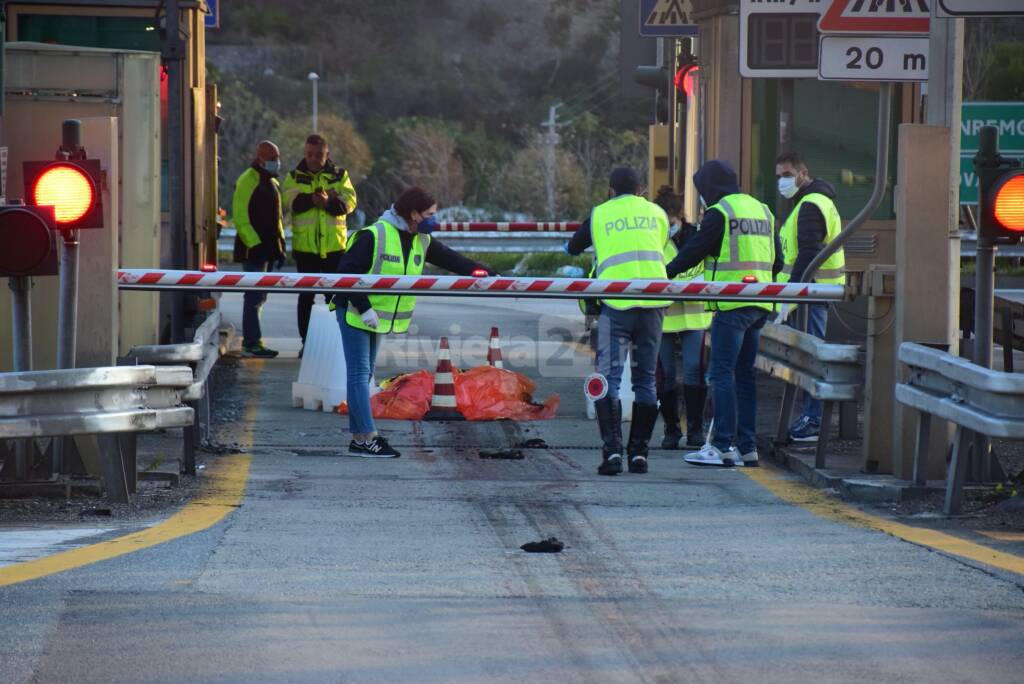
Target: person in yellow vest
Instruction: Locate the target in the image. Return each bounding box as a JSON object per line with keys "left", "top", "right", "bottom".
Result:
{"left": 232, "top": 140, "right": 286, "bottom": 358}
{"left": 653, "top": 186, "right": 712, "bottom": 450}
{"left": 332, "top": 187, "right": 494, "bottom": 458}
{"left": 282, "top": 134, "right": 358, "bottom": 353}
{"left": 775, "top": 152, "right": 845, "bottom": 442}
{"left": 666, "top": 160, "right": 782, "bottom": 468}
{"left": 567, "top": 167, "right": 669, "bottom": 476}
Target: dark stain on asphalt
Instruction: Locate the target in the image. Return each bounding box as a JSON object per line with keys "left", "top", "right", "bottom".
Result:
{"left": 520, "top": 537, "right": 565, "bottom": 553}
{"left": 480, "top": 449, "right": 525, "bottom": 460}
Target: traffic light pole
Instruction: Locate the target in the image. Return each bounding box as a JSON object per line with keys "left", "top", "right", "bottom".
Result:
{"left": 164, "top": 0, "right": 187, "bottom": 343}
{"left": 666, "top": 38, "right": 678, "bottom": 191}
{"left": 973, "top": 127, "right": 999, "bottom": 482}
{"left": 56, "top": 229, "right": 79, "bottom": 369}
{"left": 8, "top": 275, "right": 31, "bottom": 479}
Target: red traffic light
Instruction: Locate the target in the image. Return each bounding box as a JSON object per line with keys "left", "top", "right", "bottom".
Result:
{"left": 674, "top": 65, "right": 699, "bottom": 98}
{"left": 0, "top": 205, "right": 58, "bottom": 277}
{"left": 24, "top": 159, "right": 104, "bottom": 230}
{"left": 993, "top": 172, "right": 1024, "bottom": 232}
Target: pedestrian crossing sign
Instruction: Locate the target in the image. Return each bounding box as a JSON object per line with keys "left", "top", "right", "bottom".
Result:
{"left": 639, "top": 0, "right": 699, "bottom": 37}
{"left": 819, "top": 0, "right": 931, "bottom": 34}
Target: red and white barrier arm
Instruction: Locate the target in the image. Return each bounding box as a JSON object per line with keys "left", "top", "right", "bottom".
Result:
{"left": 437, "top": 222, "right": 580, "bottom": 233}
{"left": 117, "top": 269, "right": 846, "bottom": 304}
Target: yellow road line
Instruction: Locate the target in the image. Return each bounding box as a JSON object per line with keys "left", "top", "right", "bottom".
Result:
{"left": 976, "top": 530, "right": 1024, "bottom": 543}
{"left": 0, "top": 404, "right": 256, "bottom": 587}
{"left": 742, "top": 465, "right": 1024, "bottom": 576}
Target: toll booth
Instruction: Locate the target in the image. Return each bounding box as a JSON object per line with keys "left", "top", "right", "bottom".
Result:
{"left": 1, "top": 0, "right": 218, "bottom": 368}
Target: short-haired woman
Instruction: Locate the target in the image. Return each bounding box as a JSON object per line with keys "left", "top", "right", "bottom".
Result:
{"left": 333, "top": 187, "right": 493, "bottom": 458}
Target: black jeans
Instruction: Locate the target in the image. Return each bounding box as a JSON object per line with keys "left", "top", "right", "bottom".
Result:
{"left": 294, "top": 250, "right": 344, "bottom": 344}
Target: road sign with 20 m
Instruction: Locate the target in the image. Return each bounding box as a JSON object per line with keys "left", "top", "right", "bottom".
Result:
{"left": 639, "top": 0, "right": 698, "bottom": 37}
{"left": 819, "top": 35, "right": 929, "bottom": 81}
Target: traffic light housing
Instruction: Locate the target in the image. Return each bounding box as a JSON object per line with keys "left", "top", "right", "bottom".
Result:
{"left": 634, "top": 65, "right": 671, "bottom": 124}
{"left": 977, "top": 159, "right": 1024, "bottom": 245}
{"left": 0, "top": 205, "right": 58, "bottom": 277}
{"left": 23, "top": 159, "right": 104, "bottom": 230}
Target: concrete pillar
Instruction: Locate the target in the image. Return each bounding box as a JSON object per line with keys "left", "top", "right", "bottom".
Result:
{"left": 892, "top": 124, "right": 958, "bottom": 480}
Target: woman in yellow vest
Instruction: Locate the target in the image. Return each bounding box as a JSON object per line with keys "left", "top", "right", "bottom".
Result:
{"left": 333, "top": 187, "right": 493, "bottom": 458}
{"left": 653, "top": 187, "right": 712, "bottom": 450}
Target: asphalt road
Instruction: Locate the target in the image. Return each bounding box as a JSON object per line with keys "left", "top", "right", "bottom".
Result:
{"left": 1, "top": 295, "right": 1023, "bottom": 683}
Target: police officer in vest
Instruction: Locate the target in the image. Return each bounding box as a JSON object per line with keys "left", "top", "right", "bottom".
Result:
{"left": 282, "top": 134, "right": 358, "bottom": 353}
{"left": 666, "top": 160, "right": 782, "bottom": 468}
{"left": 654, "top": 186, "right": 712, "bottom": 451}
{"left": 567, "top": 167, "right": 670, "bottom": 476}
{"left": 774, "top": 152, "right": 845, "bottom": 443}
{"left": 332, "top": 187, "right": 494, "bottom": 458}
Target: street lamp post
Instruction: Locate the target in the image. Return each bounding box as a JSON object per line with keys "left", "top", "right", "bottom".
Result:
{"left": 308, "top": 72, "right": 319, "bottom": 133}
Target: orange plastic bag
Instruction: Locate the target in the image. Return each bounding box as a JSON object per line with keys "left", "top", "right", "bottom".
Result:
{"left": 454, "top": 366, "right": 559, "bottom": 421}
{"left": 337, "top": 366, "right": 559, "bottom": 421}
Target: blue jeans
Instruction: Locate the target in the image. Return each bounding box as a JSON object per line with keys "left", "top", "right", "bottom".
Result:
{"left": 595, "top": 306, "right": 665, "bottom": 406}
{"left": 799, "top": 304, "right": 828, "bottom": 424}
{"left": 242, "top": 257, "right": 273, "bottom": 347}
{"left": 658, "top": 329, "right": 707, "bottom": 388}
{"left": 708, "top": 307, "right": 768, "bottom": 454}
{"left": 336, "top": 310, "right": 381, "bottom": 435}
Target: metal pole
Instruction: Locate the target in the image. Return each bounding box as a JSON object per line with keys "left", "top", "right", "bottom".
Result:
{"left": 308, "top": 72, "right": 319, "bottom": 133}
{"left": 56, "top": 230, "right": 79, "bottom": 369}
{"left": 666, "top": 38, "right": 678, "bottom": 191}
{"left": 165, "top": 0, "right": 186, "bottom": 343}
{"left": 974, "top": 126, "right": 998, "bottom": 482}
{"left": 9, "top": 275, "right": 31, "bottom": 371}
{"left": 802, "top": 82, "right": 893, "bottom": 283}
{"left": 9, "top": 275, "right": 31, "bottom": 479}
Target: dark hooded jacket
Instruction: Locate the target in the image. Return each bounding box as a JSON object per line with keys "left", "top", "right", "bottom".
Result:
{"left": 666, "top": 160, "right": 782, "bottom": 279}
{"left": 787, "top": 178, "right": 837, "bottom": 283}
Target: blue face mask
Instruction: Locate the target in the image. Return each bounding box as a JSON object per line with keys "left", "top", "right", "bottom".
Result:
{"left": 417, "top": 215, "right": 438, "bottom": 235}
{"left": 263, "top": 159, "right": 281, "bottom": 175}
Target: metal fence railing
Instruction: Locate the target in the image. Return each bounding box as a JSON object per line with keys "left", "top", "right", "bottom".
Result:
{"left": 895, "top": 342, "right": 1024, "bottom": 514}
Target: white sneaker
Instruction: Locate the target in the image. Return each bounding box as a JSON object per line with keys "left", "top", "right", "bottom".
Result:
{"left": 737, "top": 450, "right": 759, "bottom": 468}
{"left": 684, "top": 444, "right": 740, "bottom": 468}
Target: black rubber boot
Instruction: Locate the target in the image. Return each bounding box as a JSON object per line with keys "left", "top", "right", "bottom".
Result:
{"left": 627, "top": 402, "right": 659, "bottom": 473}
{"left": 683, "top": 385, "right": 707, "bottom": 449}
{"left": 595, "top": 397, "right": 623, "bottom": 476}
{"left": 659, "top": 387, "right": 683, "bottom": 450}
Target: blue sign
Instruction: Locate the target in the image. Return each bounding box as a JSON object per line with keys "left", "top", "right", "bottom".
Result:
{"left": 640, "top": 0, "right": 699, "bottom": 37}
{"left": 205, "top": 0, "right": 220, "bottom": 29}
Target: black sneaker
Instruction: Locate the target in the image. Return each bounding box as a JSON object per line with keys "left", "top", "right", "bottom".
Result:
{"left": 347, "top": 436, "right": 401, "bottom": 458}
{"left": 242, "top": 343, "right": 279, "bottom": 358}
{"left": 628, "top": 455, "right": 648, "bottom": 474}
{"left": 597, "top": 453, "right": 623, "bottom": 476}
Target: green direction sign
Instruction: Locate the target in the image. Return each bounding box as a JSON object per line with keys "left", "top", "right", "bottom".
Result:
{"left": 960, "top": 102, "right": 1024, "bottom": 205}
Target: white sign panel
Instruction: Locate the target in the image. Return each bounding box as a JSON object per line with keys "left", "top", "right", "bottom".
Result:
{"left": 739, "top": 0, "right": 826, "bottom": 79}
{"left": 938, "top": 1, "right": 1024, "bottom": 17}
{"left": 818, "top": 35, "right": 929, "bottom": 82}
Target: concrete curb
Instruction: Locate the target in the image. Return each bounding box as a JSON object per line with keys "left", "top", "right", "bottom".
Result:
{"left": 760, "top": 438, "right": 947, "bottom": 504}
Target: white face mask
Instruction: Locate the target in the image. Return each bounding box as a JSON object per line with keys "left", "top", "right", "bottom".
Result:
{"left": 669, "top": 220, "right": 681, "bottom": 238}
{"left": 778, "top": 176, "right": 799, "bottom": 199}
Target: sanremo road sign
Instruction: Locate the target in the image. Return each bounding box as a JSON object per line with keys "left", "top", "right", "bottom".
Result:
{"left": 639, "top": 0, "right": 699, "bottom": 38}
{"left": 818, "top": 0, "right": 930, "bottom": 35}
{"left": 739, "top": 0, "right": 826, "bottom": 79}
{"left": 938, "top": 1, "right": 1024, "bottom": 17}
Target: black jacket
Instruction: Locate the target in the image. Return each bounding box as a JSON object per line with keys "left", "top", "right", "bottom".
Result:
{"left": 335, "top": 229, "right": 494, "bottom": 314}
{"left": 666, "top": 160, "right": 783, "bottom": 279}
{"left": 787, "top": 178, "right": 837, "bottom": 283}
{"left": 232, "top": 163, "right": 285, "bottom": 263}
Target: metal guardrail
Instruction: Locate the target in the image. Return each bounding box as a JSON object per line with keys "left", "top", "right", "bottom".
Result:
{"left": 895, "top": 342, "right": 1024, "bottom": 514}
{"left": 126, "top": 310, "right": 234, "bottom": 476}
{"left": 0, "top": 365, "right": 194, "bottom": 503}
{"left": 755, "top": 322, "right": 864, "bottom": 468}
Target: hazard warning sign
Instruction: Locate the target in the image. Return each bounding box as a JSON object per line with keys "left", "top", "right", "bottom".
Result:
{"left": 818, "top": 0, "right": 931, "bottom": 34}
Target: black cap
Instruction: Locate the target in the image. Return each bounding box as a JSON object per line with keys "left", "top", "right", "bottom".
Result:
{"left": 609, "top": 167, "right": 639, "bottom": 196}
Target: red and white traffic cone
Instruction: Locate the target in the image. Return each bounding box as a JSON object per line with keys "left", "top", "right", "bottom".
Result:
{"left": 487, "top": 327, "right": 504, "bottom": 369}
{"left": 424, "top": 337, "right": 465, "bottom": 421}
